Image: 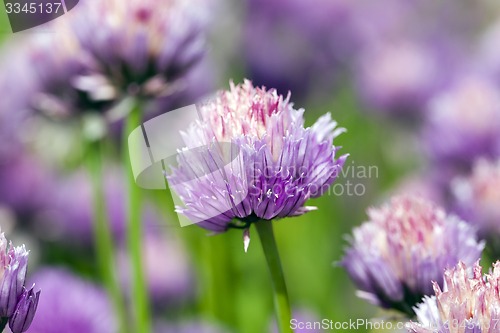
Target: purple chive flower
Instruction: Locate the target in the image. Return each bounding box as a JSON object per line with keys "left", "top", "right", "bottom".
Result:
{"left": 68, "top": 0, "right": 212, "bottom": 98}
{"left": 341, "top": 195, "right": 484, "bottom": 316}
{"left": 354, "top": 40, "right": 444, "bottom": 119}
{"left": 9, "top": 286, "right": 40, "bottom": 333}
{"left": 25, "top": 34, "right": 114, "bottom": 119}
{"left": 0, "top": 231, "right": 38, "bottom": 333}
{"left": 26, "top": 268, "right": 117, "bottom": 333}
{"left": 422, "top": 74, "right": 500, "bottom": 169}
{"left": 167, "top": 80, "right": 347, "bottom": 238}
{"left": 0, "top": 234, "right": 29, "bottom": 319}
{"left": 452, "top": 158, "right": 500, "bottom": 239}
{"left": 407, "top": 261, "right": 500, "bottom": 333}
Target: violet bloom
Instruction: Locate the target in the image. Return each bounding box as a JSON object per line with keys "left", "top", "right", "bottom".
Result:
{"left": 0, "top": 231, "right": 39, "bottom": 333}
{"left": 26, "top": 268, "right": 117, "bottom": 333}
{"left": 26, "top": 34, "right": 114, "bottom": 119}
{"left": 341, "top": 195, "right": 484, "bottom": 316}
{"left": 354, "top": 40, "right": 444, "bottom": 119}
{"left": 9, "top": 287, "right": 40, "bottom": 333}
{"left": 407, "top": 261, "right": 500, "bottom": 333}
{"left": 69, "top": 0, "right": 212, "bottom": 98}
{"left": 422, "top": 74, "right": 500, "bottom": 169}
{"left": 167, "top": 80, "right": 347, "bottom": 242}
{"left": 41, "top": 167, "right": 160, "bottom": 245}
{"left": 0, "top": 154, "right": 54, "bottom": 216}
{"left": 452, "top": 158, "right": 500, "bottom": 241}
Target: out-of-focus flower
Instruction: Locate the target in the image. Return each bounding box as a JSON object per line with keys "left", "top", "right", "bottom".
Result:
{"left": 479, "top": 18, "right": 500, "bottom": 84}
{"left": 0, "top": 230, "right": 38, "bottom": 333}
{"left": 40, "top": 167, "right": 126, "bottom": 244}
{"left": 9, "top": 286, "right": 40, "bottom": 333}
{"left": 341, "top": 195, "right": 483, "bottom": 315}
{"left": 243, "top": 0, "right": 357, "bottom": 99}
{"left": 26, "top": 268, "right": 116, "bottom": 333}
{"left": 118, "top": 229, "right": 193, "bottom": 306}
{"left": 0, "top": 41, "right": 37, "bottom": 159}
{"left": 390, "top": 175, "right": 443, "bottom": 206}
{"left": 168, "top": 80, "right": 347, "bottom": 235}
{"left": 422, "top": 75, "right": 500, "bottom": 169}
{"left": 0, "top": 154, "right": 54, "bottom": 216}
{"left": 452, "top": 158, "right": 500, "bottom": 239}
{"left": 68, "top": 0, "right": 212, "bottom": 99}
{"left": 354, "top": 41, "right": 444, "bottom": 119}
{"left": 39, "top": 167, "right": 159, "bottom": 245}
{"left": 26, "top": 34, "right": 114, "bottom": 120}
{"left": 407, "top": 261, "right": 500, "bottom": 333}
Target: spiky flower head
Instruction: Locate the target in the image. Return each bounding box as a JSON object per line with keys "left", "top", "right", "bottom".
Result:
{"left": 408, "top": 261, "right": 500, "bottom": 333}
{"left": 0, "top": 231, "right": 39, "bottom": 333}
{"left": 341, "top": 195, "right": 484, "bottom": 316}
{"left": 167, "top": 80, "right": 347, "bottom": 241}
{"left": 68, "top": 0, "right": 211, "bottom": 98}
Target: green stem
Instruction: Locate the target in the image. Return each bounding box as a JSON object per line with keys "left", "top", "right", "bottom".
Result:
{"left": 255, "top": 221, "right": 292, "bottom": 333}
{"left": 124, "top": 100, "right": 152, "bottom": 333}
{"left": 87, "top": 140, "right": 128, "bottom": 333}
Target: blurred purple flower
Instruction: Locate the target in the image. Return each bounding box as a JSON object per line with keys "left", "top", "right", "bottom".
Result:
{"left": 117, "top": 229, "right": 193, "bottom": 306}
{"left": 40, "top": 167, "right": 126, "bottom": 244}
{"left": 0, "top": 42, "right": 37, "bottom": 159}
{"left": 408, "top": 261, "right": 500, "bottom": 333}
{"left": 40, "top": 167, "right": 162, "bottom": 245}
{"left": 0, "top": 154, "right": 54, "bottom": 216}
{"left": 26, "top": 268, "right": 117, "bottom": 333}
{"left": 422, "top": 74, "right": 500, "bottom": 169}
{"left": 354, "top": 40, "right": 445, "bottom": 119}
{"left": 341, "top": 195, "right": 483, "bottom": 315}
{"left": 68, "top": 0, "right": 213, "bottom": 99}
{"left": 168, "top": 80, "right": 347, "bottom": 234}
{"left": 452, "top": 158, "right": 500, "bottom": 239}
{"left": 243, "top": 0, "right": 357, "bottom": 99}
{"left": 25, "top": 34, "right": 115, "bottom": 119}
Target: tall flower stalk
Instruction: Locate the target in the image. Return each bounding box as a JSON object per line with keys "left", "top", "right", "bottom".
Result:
{"left": 86, "top": 140, "right": 128, "bottom": 333}
{"left": 166, "top": 80, "right": 347, "bottom": 333}
{"left": 255, "top": 221, "right": 292, "bottom": 333}
{"left": 124, "top": 100, "right": 152, "bottom": 333}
